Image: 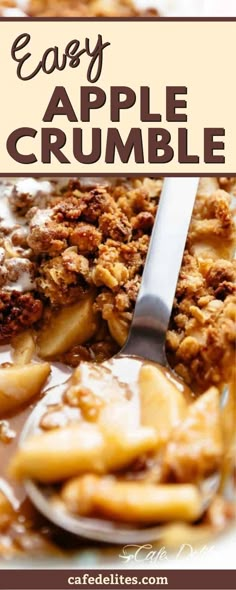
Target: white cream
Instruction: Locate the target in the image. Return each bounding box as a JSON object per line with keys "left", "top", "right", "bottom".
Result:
{"left": 79, "top": 177, "right": 118, "bottom": 188}
{"left": 16, "top": 178, "right": 52, "bottom": 197}
{"left": 1, "top": 8, "right": 27, "bottom": 16}
{"left": 4, "top": 269, "right": 35, "bottom": 293}
{"left": 15, "top": 0, "right": 28, "bottom": 9}
{"left": 0, "top": 179, "right": 53, "bottom": 233}
{"left": 30, "top": 207, "right": 52, "bottom": 227}
{"left": 0, "top": 184, "right": 23, "bottom": 230}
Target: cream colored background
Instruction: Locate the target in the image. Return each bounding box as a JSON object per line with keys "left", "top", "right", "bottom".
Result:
{"left": 0, "top": 20, "right": 235, "bottom": 174}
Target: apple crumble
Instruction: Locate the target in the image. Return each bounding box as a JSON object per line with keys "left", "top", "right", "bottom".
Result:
{"left": 0, "top": 0, "right": 158, "bottom": 17}
{"left": 0, "top": 176, "right": 235, "bottom": 557}
{"left": 1, "top": 176, "right": 235, "bottom": 390}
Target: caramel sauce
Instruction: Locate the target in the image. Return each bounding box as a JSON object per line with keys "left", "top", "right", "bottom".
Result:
{"left": 0, "top": 348, "right": 191, "bottom": 555}
{"left": 0, "top": 343, "right": 234, "bottom": 558}
{"left": 0, "top": 346, "right": 77, "bottom": 556}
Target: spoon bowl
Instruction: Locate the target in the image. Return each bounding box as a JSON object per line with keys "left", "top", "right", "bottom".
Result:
{"left": 19, "top": 356, "right": 219, "bottom": 544}
{"left": 13, "top": 177, "right": 221, "bottom": 544}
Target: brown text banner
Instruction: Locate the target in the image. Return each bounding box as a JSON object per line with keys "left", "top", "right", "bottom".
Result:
{"left": 0, "top": 569, "right": 235, "bottom": 589}
{"left": 0, "top": 18, "right": 235, "bottom": 174}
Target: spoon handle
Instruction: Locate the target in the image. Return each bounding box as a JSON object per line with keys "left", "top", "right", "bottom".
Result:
{"left": 121, "top": 177, "right": 199, "bottom": 365}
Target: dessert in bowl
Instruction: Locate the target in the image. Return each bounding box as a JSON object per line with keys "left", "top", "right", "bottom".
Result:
{"left": 0, "top": 175, "right": 235, "bottom": 558}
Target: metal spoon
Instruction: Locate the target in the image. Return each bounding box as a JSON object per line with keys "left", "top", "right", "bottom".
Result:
{"left": 18, "top": 177, "right": 218, "bottom": 544}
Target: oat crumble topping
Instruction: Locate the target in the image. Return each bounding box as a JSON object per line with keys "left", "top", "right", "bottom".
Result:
{"left": 0, "top": 176, "right": 235, "bottom": 557}
{"left": 1, "top": 176, "right": 235, "bottom": 392}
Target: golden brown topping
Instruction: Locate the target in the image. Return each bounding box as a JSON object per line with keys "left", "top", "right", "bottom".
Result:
{"left": 38, "top": 250, "right": 90, "bottom": 306}
{"left": 28, "top": 0, "right": 153, "bottom": 18}
{"left": 99, "top": 211, "right": 132, "bottom": 242}
{"left": 70, "top": 223, "right": 101, "bottom": 253}
{"left": 132, "top": 210, "right": 155, "bottom": 235}
{"left": 3, "top": 174, "right": 233, "bottom": 390}
{"left": 0, "top": 292, "right": 43, "bottom": 341}
{"left": 206, "top": 259, "right": 236, "bottom": 299}
{"left": 28, "top": 220, "right": 70, "bottom": 256}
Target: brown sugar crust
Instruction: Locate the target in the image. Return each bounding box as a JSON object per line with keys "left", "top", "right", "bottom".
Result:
{"left": 0, "top": 0, "right": 159, "bottom": 17}
{"left": 0, "top": 176, "right": 235, "bottom": 393}
{"left": 27, "top": 0, "right": 158, "bottom": 18}
{"left": 0, "top": 291, "right": 43, "bottom": 340}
